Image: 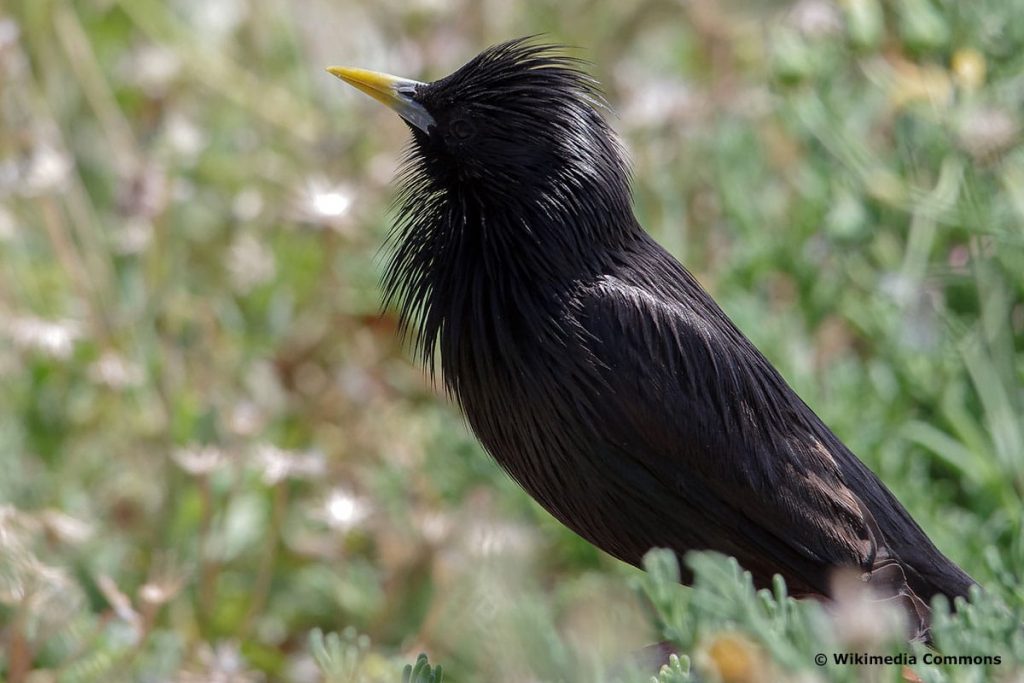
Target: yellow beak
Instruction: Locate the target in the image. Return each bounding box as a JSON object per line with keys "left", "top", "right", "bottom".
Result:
{"left": 326, "top": 66, "right": 435, "bottom": 133}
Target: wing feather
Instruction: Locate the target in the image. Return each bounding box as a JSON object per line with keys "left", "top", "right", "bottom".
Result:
{"left": 574, "top": 273, "right": 878, "bottom": 595}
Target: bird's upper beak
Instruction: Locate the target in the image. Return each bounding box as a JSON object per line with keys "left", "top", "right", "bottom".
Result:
{"left": 326, "top": 66, "right": 436, "bottom": 134}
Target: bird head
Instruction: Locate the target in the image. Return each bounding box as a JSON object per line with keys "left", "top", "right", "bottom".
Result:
{"left": 328, "top": 39, "right": 638, "bottom": 369}
{"left": 328, "top": 39, "right": 630, "bottom": 207}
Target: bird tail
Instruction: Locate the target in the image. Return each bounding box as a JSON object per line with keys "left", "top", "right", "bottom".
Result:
{"left": 856, "top": 498, "right": 974, "bottom": 643}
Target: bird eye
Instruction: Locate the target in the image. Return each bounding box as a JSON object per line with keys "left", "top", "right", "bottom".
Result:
{"left": 450, "top": 118, "right": 474, "bottom": 141}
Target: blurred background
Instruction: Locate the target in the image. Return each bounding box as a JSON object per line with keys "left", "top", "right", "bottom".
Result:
{"left": 1, "top": 0, "right": 1022, "bottom": 680}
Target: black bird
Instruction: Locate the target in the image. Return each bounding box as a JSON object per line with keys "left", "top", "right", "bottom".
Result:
{"left": 328, "top": 39, "right": 975, "bottom": 637}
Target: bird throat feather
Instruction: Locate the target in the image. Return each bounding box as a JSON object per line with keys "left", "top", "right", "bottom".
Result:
{"left": 380, "top": 41, "right": 636, "bottom": 392}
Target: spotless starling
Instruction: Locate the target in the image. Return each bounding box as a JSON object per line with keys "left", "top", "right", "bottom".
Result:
{"left": 328, "top": 39, "right": 975, "bottom": 636}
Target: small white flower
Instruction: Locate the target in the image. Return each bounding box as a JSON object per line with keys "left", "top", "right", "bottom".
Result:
{"left": 788, "top": 0, "right": 843, "bottom": 37}
{"left": 227, "top": 401, "right": 263, "bottom": 436}
{"left": 165, "top": 113, "right": 208, "bottom": 160}
{"left": 179, "top": 640, "right": 264, "bottom": 683}
{"left": 311, "top": 189, "right": 351, "bottom": 218}
{"left": 957, "top": 106, "right": 1019, "bottom": 160}
{"left": 184, "top": 0, "right": 247, "bottom": 41}
{"left": 252, "top": 444, "right": 325, "bottom": 485}
{"left": 89, "top": 351, "right": 144, "bottom": 389}
{"left": 317, "top": 488, "right": 370, "bottom": 532}
{"left": 292, "top": 177, "right": 355, "bottom": 231}
{"left": 21, "top": 143, "right": 72, "bottom": 195}
{"left": 172, "top": 444, "right": 229, "bottom": 476}
{"left": 617, "top": 71, "right": 696, "bottom": 129}
{"left": 138, "top": 562, "right": 185, "bottom": 606}
{"left": 5, "top": 314, "right": 82, "bottom": 359}
{"left": 416, "top": 511, "right": 452, "bottom": 543}
{"left": 113, "top": 218, "right": 154, "bottom": 255}
{"left": 124, "top": 44, "right": 181, "bottom": 96}
{"left": 463, "top": 519, "right": 537, "bottom": 558}
{"left": 39, "top": 509, "right": 94, "bottom": 545}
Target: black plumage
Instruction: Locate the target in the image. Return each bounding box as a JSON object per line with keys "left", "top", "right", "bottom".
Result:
{"left": 330, "top": 39, "right": 975, "bottom": 636}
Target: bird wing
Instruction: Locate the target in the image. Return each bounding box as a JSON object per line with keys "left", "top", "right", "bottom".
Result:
{"left": 573, "top": 269, "right": 885, "bottom": 596}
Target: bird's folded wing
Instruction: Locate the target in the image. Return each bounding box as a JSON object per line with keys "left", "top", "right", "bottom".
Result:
{"left": 574, "top": 275, "right": 880, "bottom": 596}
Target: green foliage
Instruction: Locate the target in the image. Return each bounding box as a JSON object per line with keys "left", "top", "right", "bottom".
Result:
{"left": 0, "top": 0, "right": 1021, "bottom": 681}
{"left": 309, "top": 627, "right": 370, "bottom": 683}
{"left": 640, "top": 550, "right": 1023, "bottom": 683}
{"left": 654, "top": 654, "right": 692, "bottom": 683}
{"left": 402, "top": 653, "right": 444, "bottom": 683}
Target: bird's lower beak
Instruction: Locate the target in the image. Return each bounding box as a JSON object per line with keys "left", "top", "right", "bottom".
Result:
{"left": 326, "top": 66, "right": 436, "bottom": 134}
